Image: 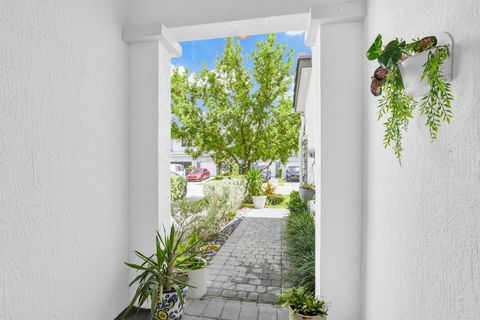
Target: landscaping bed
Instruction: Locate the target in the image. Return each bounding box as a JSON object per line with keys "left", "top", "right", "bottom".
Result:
{"left": 203, "top": 215, "right": 244, "bottom": 262}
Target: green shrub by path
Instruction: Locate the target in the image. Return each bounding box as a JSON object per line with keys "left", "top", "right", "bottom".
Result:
{"left": 172, "top": 177, "right": 246, "bottom": 245}
{"left": 170, "top": 174, "right": 187, "bottom": 202}
{"left": 284, "top": 212, "right": 315, "bottom": 293}
{"left": 287, "top": 191, "right": 308, "bottom": 215}
{"left": 267, "top": 194, "right": 284, "bottom": 206}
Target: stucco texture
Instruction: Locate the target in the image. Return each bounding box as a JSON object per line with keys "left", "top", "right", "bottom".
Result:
{"left": 363, "top": 0, "right": 480, "bottom": 319}
{"left": 0, "top": 0, "right": 129, "bottom": 318}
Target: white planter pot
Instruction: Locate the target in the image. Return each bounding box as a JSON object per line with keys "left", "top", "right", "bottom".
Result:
{"left": 252, "top": 195, "right": 267, "bottom": 209}
{"left": 399, "top": 32, "right": 453, "bottom": 97}
{"left": 188, "top": 265, "right": 207, "bottom": 299}
{"left": 399, "top": 50, "right": 430, "bottom": 97}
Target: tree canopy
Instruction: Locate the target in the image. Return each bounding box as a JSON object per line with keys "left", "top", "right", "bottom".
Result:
{"left": 171, "top": 34, "right": 300, "bottom": 172}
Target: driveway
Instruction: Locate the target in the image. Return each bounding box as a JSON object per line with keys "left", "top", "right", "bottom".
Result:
{"left": 186, "top": 181, "right": 205, "bottom": 200}
{"left": 273, "top": 180, "right": 299, "bottom": 195}
{"left": 186, "top": 178, "right": 299, "bottom": 200}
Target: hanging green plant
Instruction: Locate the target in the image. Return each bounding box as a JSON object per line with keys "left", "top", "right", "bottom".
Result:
{"left": 366, "top": 34, "right": 453, "bottom": 163}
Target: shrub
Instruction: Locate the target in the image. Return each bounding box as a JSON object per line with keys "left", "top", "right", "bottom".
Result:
{"left": 287, "top": 191, "right": 308, "bottom": 215}
{"left": 284, "top": 212, "right": 315, "bottom": 293}
{"left": 278, "top": 167, "right": 283, "bottom": 179}
{"left": 170, "top": 174, "right": 187, "bottom": 202}
{"left": 267, "top": 194, "right": 284, "bottom": 206}
{"left": 231, "top": 163, "right": 240, "bottom": 175}
{"left": 265, "top": 181, "right": 276, "bottom": 196}
{"left": 201, "top": 177, "right": 247, "bottom": 238}
{"left": 171, "top": 198, "right": 206, "bottom": 238}
{"left": 173, "top": 177, "right": 246, "bottom": 242}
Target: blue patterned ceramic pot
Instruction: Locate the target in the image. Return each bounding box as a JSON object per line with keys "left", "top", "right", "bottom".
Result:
{"left": 154, "top": 287, "right": 187, "bottom": 320}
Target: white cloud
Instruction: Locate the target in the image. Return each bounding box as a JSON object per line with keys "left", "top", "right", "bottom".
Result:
{"left": 285, "top": 31, "right": 304, "bottom": 36}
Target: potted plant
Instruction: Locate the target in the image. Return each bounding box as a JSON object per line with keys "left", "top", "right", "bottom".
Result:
{"left": 277, "top": 287, "right": 329, "bottom": 320}
{"left": 366, "top": 34, "right": 453, "bottom": 163}
{"left": 246, "top": 169, "right": 266, "bottom": 209}
{"left": 122, "top": 225, "right": 198, "bottom": 320}
{"left": 186, "top": 256, "right": 207, "bottom": 299}
{"left": 177, "top": 232, "right": 208, "bottom": 299}
{"left": 299, "top": 182, "right": 315, "bottom": 201}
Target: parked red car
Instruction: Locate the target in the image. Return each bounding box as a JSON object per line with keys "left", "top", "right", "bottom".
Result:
{"left": 186, "top": 168, "right": 210, "bottom": 182}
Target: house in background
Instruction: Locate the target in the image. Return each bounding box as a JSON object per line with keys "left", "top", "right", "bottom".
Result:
{"left": 171, "top": 140, "right": 299, "bottom": 178}
{"left": 293, "top": 55, "right": 314, "bottom": 186}
{"left": 170, "top": 140, "right": 218, "bottom": 176}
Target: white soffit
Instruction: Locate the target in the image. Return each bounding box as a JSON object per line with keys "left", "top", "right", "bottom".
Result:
{"left": 294, "top": 57, "right": 312, "bottom": 113}
{"left": 126, "top": 1, "right": 366, "bottom": 44}
{"left": 296, "top": 68, "right": 311, "bottom": 113}
{"left": 170, "top": 14, "right": 309, "bottom": 42}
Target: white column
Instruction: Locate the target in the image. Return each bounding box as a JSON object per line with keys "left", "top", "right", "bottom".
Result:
{"left": 124, "top": 24, "right": 181, "bottom": 278}
{"left": 306, "top": 3, "right": 366, "bottom": 320}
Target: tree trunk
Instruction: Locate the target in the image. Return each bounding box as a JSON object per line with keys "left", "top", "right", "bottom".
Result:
{"left": 243, "top": 160, "right": 249, "bottom": 174}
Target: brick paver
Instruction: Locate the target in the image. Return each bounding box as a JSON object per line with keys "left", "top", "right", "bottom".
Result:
{"left": 184, "top": 297, "right": 288, "bottom": 320}
{"left": 204, "top": 216, "right": 284, "bottom": 303}
{"left": 184, "top": 210, "right": 289, "bottom": 320}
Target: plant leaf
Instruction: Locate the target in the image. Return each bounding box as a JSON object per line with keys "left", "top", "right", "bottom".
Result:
{"left": 367, "top": 34, "right": 383, "bottom": 60}
{"left": 378, "top": 40, "right": 403, "bottom": 67}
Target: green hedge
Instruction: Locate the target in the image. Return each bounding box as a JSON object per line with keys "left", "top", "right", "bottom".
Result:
{"left": 170, "top": 175, "right": 187, "bottom": 202}
{"left": 284, "top": 210, "right": 315, "bottom": 293}
{"left": 287, "top": 191, "right": 308, "bottom": 215}
{"left": 267, "top": 194, "right": 284, "bottom": 205}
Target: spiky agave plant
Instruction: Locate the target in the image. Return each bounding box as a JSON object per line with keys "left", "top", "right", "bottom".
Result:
{"left": 122, "top": 225, "right": 199, "bottom": 320}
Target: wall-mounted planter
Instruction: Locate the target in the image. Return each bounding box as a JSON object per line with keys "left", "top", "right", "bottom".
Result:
{"left": 366, "top": 33, "right": 455, "bottom": 162}
{"left": 399, "top": 32, "right": 453, "bottom": 97}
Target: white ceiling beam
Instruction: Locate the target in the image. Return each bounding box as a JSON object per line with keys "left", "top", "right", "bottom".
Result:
{"left": 305, "top": 2, "right": 367, "bottom": 46}
{"left": 123, "top": 23, "right": 182, "bottom": 57}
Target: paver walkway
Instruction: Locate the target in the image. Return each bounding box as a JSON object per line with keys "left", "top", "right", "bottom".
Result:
{"left": 183, "top": 208, "right": 289, "bottom": 320}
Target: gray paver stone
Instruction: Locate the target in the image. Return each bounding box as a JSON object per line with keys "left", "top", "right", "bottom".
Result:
{"left": 220, "top": 300, "right": 241, "bottom": 320}
{"left": 202, "top": 298, "right": 225, "bottom": 319}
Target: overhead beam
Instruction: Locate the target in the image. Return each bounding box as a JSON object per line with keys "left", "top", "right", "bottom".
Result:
{"left": 169, "top": 13, "right": 309, "bottom": 42}
{"left": 305, "top": 2, "right": 367, "bottom": 46}
{"left": 123, "top": 23, "right": 182, "bottom": 57}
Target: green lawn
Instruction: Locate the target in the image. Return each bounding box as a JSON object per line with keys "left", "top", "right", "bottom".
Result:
{"left": 241, "top": 194, "right": 290, "bottom": 209}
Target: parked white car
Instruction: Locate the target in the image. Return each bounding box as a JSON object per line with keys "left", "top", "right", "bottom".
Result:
{"left": 170, "top": 163, "right": 186, "bottom": 177}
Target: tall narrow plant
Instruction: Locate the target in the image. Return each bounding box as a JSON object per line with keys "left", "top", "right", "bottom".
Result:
{"left": 246, "top": 169, "right": 264, "bottom": 197}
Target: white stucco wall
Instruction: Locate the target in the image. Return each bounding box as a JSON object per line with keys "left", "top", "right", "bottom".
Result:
{"left": 0, "top": 0, "right": 129, "bottom": 318}
{"left": 363, "top": 1, "right": 480, "bottom": 319}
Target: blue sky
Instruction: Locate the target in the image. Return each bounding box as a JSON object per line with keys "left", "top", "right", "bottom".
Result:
{"left": 171, "top": 32, "right": 311, "bottom": 74}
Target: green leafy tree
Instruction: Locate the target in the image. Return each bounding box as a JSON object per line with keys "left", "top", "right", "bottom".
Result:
{"left": 171, "top": 34, "right": 300, "bottom": 172}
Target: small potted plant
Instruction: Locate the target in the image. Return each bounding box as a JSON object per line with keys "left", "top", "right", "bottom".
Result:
{"left": 277, "top": 287, "right": 329, "bottom": 320}
{"left": 246, "top": 169, "right": 267, "bottom": 209}
{"left": 177, "top": 232, "right": 208, "bottom": 299}
{"left": 122, "top": 225, "right": 198, "bottom": 320}
{"left": 299, "top": 182, "right": 315, "bottom": 201}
